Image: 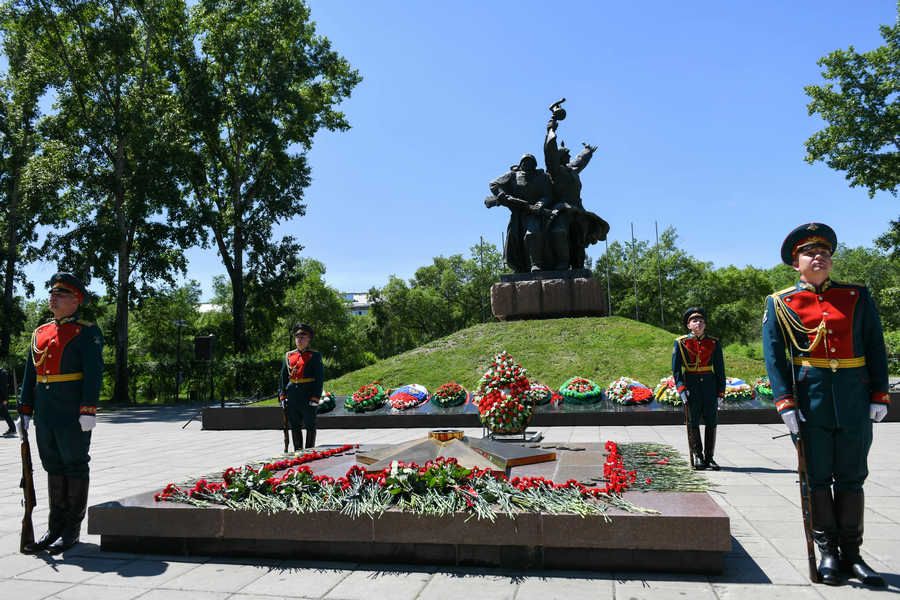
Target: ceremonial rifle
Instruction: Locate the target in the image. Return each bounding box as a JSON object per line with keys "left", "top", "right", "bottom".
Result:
{"left": 19, "top": 426, "right": 36, "bottom": 554}
{"left": 682, "top": 399, "right": 695, "bottom": 468}
{"left": 775, "top": 304, "right": 821, "bottom": 584}
{"left": 795, "top": 434, "right": 821, "bottom": 583}
{"left": 281, "top": 397, "right": 289, "bottom": 454}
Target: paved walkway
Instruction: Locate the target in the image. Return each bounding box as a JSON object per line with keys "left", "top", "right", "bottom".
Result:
{"left": 1, "top": 406, "right": 898, "bottom": 599}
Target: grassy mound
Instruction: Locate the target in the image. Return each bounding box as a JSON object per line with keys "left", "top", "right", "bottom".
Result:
{"left": 325, "top": 317, "right": 765, "bottom": 394}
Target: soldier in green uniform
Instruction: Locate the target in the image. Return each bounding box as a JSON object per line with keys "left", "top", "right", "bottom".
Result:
{"left": 763, "top": 223, "right": 889, "bottom": 587}
{"left": 279, "top": 323, "right": 323, "bottom": 450}
{"left": 17, "top": 273, "right": 103, "bottom": 555}
{"left": 672, "top": 307, "right": 726, "bottom": 470}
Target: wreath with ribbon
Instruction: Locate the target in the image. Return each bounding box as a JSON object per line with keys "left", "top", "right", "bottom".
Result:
{"left": 606, "top": 377, "right": 653, "bottom": 405}
{"left": 389, "top": 384, "right": 429, "bottom": 410}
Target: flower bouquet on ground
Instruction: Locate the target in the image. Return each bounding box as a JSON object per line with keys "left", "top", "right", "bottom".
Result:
{"left": 317, "top": 391, "right": 336, "bottom": 414}
{"left": 344, "top": 383, "right": 387, "bottom": 413}
{"left": 606, "top": 377, "right": 653, "bottom": 405}
{"left": 723, "top": 377, "right": 753, "bottom": 403}
{"left": 524, "top": 382, "right": 553, "bottom": 406}
{"left": 430, "top": 381, "right": 468, "bottom": 408}
{"left": 472, "top": 351, "right": 532, "bottom": 434}
{"left": 653, "top": 376, "right": 681, "bottom": 406}
{"left": 558, "top": 377, "right": 603, "bottom": 404}
{"left": 388, "top": 384, "right": 429, "bottom": 411}
{"left": 754, "top": 376, "right": 773, "bottom": 401}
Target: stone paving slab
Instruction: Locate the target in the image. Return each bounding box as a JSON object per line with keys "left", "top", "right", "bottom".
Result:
{"left": 0, "top": 406, "right": 898, "bottom": 598}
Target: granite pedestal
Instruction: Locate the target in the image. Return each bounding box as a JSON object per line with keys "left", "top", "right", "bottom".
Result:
{"left": 88, "top": 443, "right": 731, "bottom": 573}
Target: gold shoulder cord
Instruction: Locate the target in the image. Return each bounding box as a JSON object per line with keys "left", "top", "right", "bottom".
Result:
{"left": 771, "top": 294, "right": 826, "bottom": 353}
{"left": 31, "top": 329, "right": 49, "bottom": 369}
{"left": 676, "top": 337, "right": 701, "bottom": 371}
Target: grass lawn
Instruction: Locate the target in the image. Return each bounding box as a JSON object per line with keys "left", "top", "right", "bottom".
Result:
{"left": 324, "top": 316, "right": 765, "bottom": 395}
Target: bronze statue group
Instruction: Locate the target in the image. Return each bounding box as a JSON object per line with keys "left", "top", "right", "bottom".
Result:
{"left": 13, "top": 219, "right": 892, "bottom": 588}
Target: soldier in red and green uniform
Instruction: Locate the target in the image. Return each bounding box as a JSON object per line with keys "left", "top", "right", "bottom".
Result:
{"left": 763, "top": 223, "right": 889, "bottom": 587}
{"left": 673, "top": 307, "right": 726, "bottom": 470}
{"left": 279, "top": 323, "right": 323, "bottom": 451}
{"left": 17, "top": 273, "right": 103, "bottom": 555}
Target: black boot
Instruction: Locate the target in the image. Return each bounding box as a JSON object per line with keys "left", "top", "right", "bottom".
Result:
{"left": 48, "top": 476, "right": 89, "bottom": 555}
{"left": 836, "top": 489, "right": 885, "bottom": 587}
{"left": 810, "top": 488, "right": 843, "bottom": 585}
{"left": 23, "top": 475, "right": 67, "bottom": 554}
{"left": 291, "top": 428, "right": 303, "bottom": 452}
{"left": 704, "top": 426, "right": 719, "bottom": 470}
{"left": 304, "top": 429, "right": 316, "bottom": 450}
{"left": 688, "top": 426, "right": 706, "bottom": 470}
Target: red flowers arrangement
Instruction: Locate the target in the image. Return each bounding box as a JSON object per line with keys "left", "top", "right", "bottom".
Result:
{"left": 155, "top": 442, "right": 646, "bottom": 518}
{"left": 472, "top": 351, "right": 532, "bottom": 434}
{"left": 344, "top": 383, "right": 386, "bottom": 413}
{"left": 430, "top": 382, "right": 468, "bottom": 408}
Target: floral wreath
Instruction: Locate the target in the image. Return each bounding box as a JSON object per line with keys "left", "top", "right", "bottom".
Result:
{"left": 653, "top": 376, "right": 682, "bottom": 406}
{"left": 524, "top": 382, "right": 553, "bottom": 406}
{"left": 344, "top": 383, "right": 387, "bottom": 413}
{"left": 559, "top": 376, "right": 603, "bottom": 404}
{"left": 606, "top": 376, "right": 653, "bottom": 405}
{"left": 389, "top": 384, "right": 429, "bottom": 411}
{"left": 723, "top": 377, "right": 753, "bottom": 403}
{"left": 754, "top": 376, "right": 773, "bottom": 400}
{"left": 430, "top": 382, "right": 468, "bottom": 408}
{"left": 317, "top": 391, "right": 336, "bottom": 414}
{"left": 473, "top": 351, "right": 532, "bottom": 434}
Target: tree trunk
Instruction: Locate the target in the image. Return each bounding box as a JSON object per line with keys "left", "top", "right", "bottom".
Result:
{"left": 1, "top": 177, "right": 18, "bottom": 363}
{"left": 112, "top": 139, "right": 130, "bottom": 402}
{"left": 231, "top": 179, "right": 247, "bottom": 354}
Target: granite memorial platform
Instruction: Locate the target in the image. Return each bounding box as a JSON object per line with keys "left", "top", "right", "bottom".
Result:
{"left": 88, "top": 441, "right": 731, "bottom": 572}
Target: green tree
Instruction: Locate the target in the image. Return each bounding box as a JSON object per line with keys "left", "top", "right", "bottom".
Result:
{"left": 0, "top": 8, "right": 66, "bottom": 363}
{"left": 9, "top": 0, "right": 195, "bottom": 401}
{"left": 367, "top": 242, "right": 506, "bottom": 358}
{"left": 594, "top": 228, "right": 711, "bottom": 332}
{"left": 271, "top": 259, "right": 372, "bottom": 376}
{"left": 177, "top": 0, "right": 361, "bottom": 354}
{"left": 804, "top": 11, "right": 899, "bottom": 197}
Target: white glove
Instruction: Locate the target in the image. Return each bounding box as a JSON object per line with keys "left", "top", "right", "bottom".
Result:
{"left": 79, "top": 415, "right": 96, "bottom": 432}
{"left": 17, "top": 415, "right": 30, "bottom": 435}
{"left": 870, "top": 404, "right": 888, "bottom": 423}
{"left": 679, "top": 391, "right": 689, "bottom": 405}
{"left": 781, "top": 409, "right": 805, "bottom": 435}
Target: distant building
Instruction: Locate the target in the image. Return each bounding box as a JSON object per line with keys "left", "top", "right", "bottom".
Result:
{"left": 342, "top": 292, "right": 371, "bottom": 316}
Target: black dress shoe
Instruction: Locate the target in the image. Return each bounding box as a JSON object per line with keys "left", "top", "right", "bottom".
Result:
{"left": 842, "top": 557, "right": 886, "bottom": 587}
{"left": 706, "top": 458, "right": 720, "bottom": 471}
{"left": 23, "top": 532, "right": 61, "bottom": 554}
{"left": 818, "top": 552, "right": 844, "bottom": 586}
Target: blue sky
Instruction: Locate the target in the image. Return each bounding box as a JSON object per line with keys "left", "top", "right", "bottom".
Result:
{"left": 21, "top": 1, "right": 900, "bottom": 298}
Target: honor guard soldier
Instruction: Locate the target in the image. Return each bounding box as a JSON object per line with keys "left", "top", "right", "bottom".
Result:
{"left": 673, "top": 307, "right": 726, "bottom": 470}
{"left": 17, "top": 273, "right": 103, "bottom": 554}
{"left": 763, "top": 223, "right": 889, "bottom": 587}
{"left": 279, "top": 323, "right": 323, "bottom": 450}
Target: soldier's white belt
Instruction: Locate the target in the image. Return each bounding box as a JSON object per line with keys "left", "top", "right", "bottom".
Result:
{"left": 792, "top": 357, "right": 866, "bottom": 372}
{"left": 38, "top": 372, "right": 84, "bottom": 384}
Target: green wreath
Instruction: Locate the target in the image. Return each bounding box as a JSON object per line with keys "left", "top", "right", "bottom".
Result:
{"left": 344, "top": 383, "right": 386, "bottom": 413}
{"left": 559, "top": 377, "right": 603, "bottom": 404}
